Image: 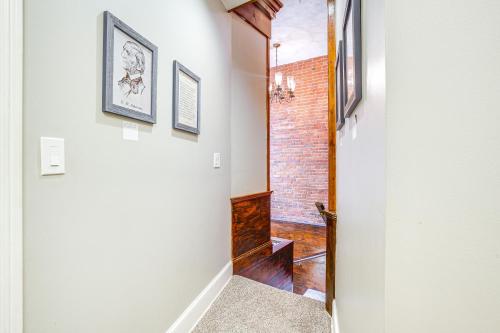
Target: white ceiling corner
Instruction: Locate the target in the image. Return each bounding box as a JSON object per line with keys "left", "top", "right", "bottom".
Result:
{"left": 220, "top": 0, "right": 251, "bottom": 10}
{"left": 270, "top": 0, "right": 328, "bottom": 66}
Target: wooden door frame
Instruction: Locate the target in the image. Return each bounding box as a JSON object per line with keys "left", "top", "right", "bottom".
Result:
{"left": 0, "top": 0, "right": 23, "bottom": 332}
{"left": 325, "top": 0, "right": 337, "bottom": 315}
{"left": 327, "top": 1, "right": 337, "bottom": 211}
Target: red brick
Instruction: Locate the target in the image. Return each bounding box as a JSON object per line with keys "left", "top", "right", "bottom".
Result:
{"left": 270, "top": 56, "right": 328, "bottom": 225}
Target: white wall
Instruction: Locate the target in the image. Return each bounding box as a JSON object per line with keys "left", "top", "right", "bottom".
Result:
{"left": 230, "top": 15, "right": 268, "bottom": 197}
{"left": 337, "top": 0, "right": 500, "bottom": 332}
{"left": 385, "top": 1, "right": 500, "bottom": 332}
{"left": 23, "top": 1, "right": 232, "bottom": 332}
{"left": 335, "top": 0, "right": 386, "bottom": 332}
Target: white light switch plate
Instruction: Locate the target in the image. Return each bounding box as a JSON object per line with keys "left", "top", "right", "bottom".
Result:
{"left": 213, "top": 153, "right": 221, "bottom": 168}
{"left": 40, "top": 137, "right": 65, "bottom": 175}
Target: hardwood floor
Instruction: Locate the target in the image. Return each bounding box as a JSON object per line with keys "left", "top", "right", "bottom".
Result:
{"left": 271, "top": 220, "right": 326, "bottom": 297}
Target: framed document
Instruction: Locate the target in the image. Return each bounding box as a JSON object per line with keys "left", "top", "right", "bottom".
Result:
{"left": 173, "top": 61, "right": 201, "bottom": 134}
{"left": 102, "top": 11, "right": 158, "bottom": 124}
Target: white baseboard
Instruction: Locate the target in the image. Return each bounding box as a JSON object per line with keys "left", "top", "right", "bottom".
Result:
{"left": 331, "top": 300, "right": 340, "bottom": 333}
{"left": 166, "top": 261, "right": 233, "bottom": 333}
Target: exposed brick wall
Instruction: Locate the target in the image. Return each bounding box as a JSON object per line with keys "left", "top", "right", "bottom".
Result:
{"left": 270, "top": 56, "right": 329, "bottom": 225}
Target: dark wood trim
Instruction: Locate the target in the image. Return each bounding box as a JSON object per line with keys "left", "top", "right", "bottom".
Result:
{"left": 325, "top": 210, "right": 337, "bottom": 315}
{"left": 325, "top": 0, "right": 337, "bottom": 315}
{"left": 231, "top": 4, "right": 271, "bottom": 38}
{"left": 230, "top": 191, "right": 273, "bottom": 204}
{"left": 230, "top": 0, "right": 283, "bottom": 39}
{"left": 231, "top": 0, "right": 283, "bottom": 18}
{"left": 254, "top": 0, "right": 283, "bottom": 18}
{"left": 266, "top": 39, "right": 271, "bottom": 191}
{"left": 328, "top": 0, "right": 337, "bottom": 213}
{"left": 233, "top": 240, "right": 273, "bottom": 263}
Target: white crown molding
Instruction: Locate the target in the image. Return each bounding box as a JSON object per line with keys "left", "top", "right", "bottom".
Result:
{"left": 165, "top": 261, "right": 233, "bottom": 333}
{"left": 0, "top": 0, "right": 23, "bottom": 332}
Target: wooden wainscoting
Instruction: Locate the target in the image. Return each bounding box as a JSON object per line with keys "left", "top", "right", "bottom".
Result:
{"left": 231, "top": 191, "right": 273, "bottom": 258}
{"left": 231, "top": 191, "right": 294, "bottom": 291}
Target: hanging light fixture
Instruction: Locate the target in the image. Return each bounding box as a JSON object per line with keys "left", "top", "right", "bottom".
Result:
{"left": 269, "top": 43, "right": 296, "bottom": 103}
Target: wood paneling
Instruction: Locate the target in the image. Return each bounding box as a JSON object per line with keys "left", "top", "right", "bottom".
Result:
{"left": 234, "top": 237, "right": 293, "bottom": 291}
{"left": 323, "top": 210, "right": 337, "bottom": 315}
{"left": 231, "top": 192, "right": 294, "bottom": 291}
{"left": 231, "top": 191, "right": 273, "bottom": 258}
{"left": 231, "top": 0, "right": 283, "bottom": 39}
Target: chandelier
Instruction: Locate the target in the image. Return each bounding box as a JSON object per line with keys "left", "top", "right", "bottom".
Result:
{"left": 269, "top": 43, "right": 296, "bottom": 103}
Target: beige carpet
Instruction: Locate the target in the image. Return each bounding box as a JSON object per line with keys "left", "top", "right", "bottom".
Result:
{"left": 193, "top": 275, "right": 331, "bottom": 333}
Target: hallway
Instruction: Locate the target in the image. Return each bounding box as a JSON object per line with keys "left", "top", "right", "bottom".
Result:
{"left": 3, "top": 0, "right": 500, "bottom": 332}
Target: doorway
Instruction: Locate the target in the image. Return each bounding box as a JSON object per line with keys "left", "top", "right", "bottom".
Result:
{"left": 267, "top": 0, "right": 334, "bottom": 304}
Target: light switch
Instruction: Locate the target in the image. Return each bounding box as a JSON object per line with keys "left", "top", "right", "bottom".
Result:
{"left": 213, "top": 153, "right": 221, "bottom": 168}
{"left": 41, "top": 137, "right": 65, "bottom": 175}
{"left": 50, "top": 155, "right": 61, "bottom": 166}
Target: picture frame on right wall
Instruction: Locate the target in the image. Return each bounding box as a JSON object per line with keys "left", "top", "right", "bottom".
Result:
{"left": 342, "top": 0, "right": 362, "bottom": 118}
{"left": 336, "top": 40, "right": 345, "bottom": 130}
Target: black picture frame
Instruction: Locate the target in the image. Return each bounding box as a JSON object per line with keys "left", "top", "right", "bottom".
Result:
{"left": 102, "top": 11, "right": 158, "bottom": 124}
{"left": 172, "top": 60, "right": 201, "bottom": 135}
{"left": 342, "top": 0, "right": 362, "bottom": 118}
{"left": 336, "top": 40, "right": 345, "bottom": 130}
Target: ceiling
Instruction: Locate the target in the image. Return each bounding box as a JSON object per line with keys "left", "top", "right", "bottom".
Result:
{"left": 220, "top": 0, "right": 249, "bottom": 10}
{"left": 270, "top": 0, "right": 328, "bottom": 66}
